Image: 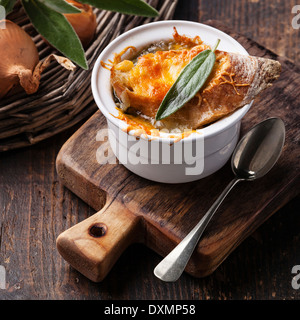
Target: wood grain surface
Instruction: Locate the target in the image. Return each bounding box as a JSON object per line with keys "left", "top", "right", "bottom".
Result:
{"left": 0, "top": 0, "right": 299, "bottom": 300}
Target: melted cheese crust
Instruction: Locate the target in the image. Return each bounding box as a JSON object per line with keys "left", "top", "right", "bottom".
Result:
{"left": 115, "top": 44, "right": 210, "bottom": 117}
{"left": 109, "top": 28, "right": 253, "bottom": 132}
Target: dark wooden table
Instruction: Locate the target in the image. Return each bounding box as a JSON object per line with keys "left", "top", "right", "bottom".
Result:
{"left": 0, "top": 0, "right": 299, "bottom": 300}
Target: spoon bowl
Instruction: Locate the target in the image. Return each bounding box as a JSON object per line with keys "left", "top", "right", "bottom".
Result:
{"left": 232, "top": 117, "right": 285, "bottom": 180}
{"left": 154, "top": 117, "right": 285, "bottom": 282}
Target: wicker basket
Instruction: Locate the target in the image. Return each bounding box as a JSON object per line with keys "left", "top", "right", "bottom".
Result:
{"left": 0, "top": 0, "right": 178, "bottom": 152}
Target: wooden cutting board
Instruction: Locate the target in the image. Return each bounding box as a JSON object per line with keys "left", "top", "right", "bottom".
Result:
{"left": 56, "top": 21, "right": 300, "bottom": 282}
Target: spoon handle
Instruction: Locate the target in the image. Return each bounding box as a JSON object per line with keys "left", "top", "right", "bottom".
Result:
{"left": 154, "top": 177, "right": 242, "bottom": 282}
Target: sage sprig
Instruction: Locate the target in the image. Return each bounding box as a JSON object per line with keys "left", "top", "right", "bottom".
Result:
{"left": 78, "top": 0, "right": 159, "bottom": 17}
{"left": 155, "top": 39, "right": 221, "bottom": 121}
{"left": 22, "top": 0, "right": 88, "bottom": 69}
{"left": 36, "top": 0, "right": 81, "bottom": 14}
{"left": 1, "top": 0, "right": 159, "bottom": 69}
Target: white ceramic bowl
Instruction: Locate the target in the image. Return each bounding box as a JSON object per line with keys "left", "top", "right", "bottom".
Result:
{"left": 91, "top": 20, "right": 252, "bottom": 183}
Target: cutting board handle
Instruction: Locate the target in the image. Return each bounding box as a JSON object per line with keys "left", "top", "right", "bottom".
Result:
{"left": 56, "top": 198, "right": 142, "bottom": 282}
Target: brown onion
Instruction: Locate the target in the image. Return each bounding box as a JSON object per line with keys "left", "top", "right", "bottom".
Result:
{"left": 64, "top": 0, "right": 97, "bottom": 48}
{"left": 0, "top": 20, "right": 75, "bottom": 99}
{"left": 0, "top": 20, "right": 39, "bottom": 99}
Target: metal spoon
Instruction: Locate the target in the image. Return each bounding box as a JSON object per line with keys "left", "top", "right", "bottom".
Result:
{"left": 154, "top": 117, "right": 285, "bottom": 282}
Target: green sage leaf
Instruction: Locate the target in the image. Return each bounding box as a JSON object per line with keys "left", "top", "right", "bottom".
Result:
{"left": 37, "top": 0, "right": 81, "bottom": 14}
{"left": 79, "top": 0, "right": 158, "bottom": 17}
{"left": 155, "top": 40, "right": 220, "bottom": 121}
{"left": 0, "top": 0, "right": 17, "bottom": 15}
{"left": 22, "top": 0, "right": 88, "bottom": 69}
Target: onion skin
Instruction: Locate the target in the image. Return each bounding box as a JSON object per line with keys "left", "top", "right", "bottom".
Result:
{"left": 0, "top": 19, "right": 39, "bottom": 99}
{"left": 64, "top": 0, "right": 97, "bottom": 48}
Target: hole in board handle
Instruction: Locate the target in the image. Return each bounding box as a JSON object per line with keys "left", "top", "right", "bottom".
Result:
{"left": 89, "top": 223, "right": 107, "bottom": 238}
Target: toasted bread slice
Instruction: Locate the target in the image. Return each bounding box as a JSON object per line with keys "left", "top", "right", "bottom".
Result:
{"left": 110, "top": 43, "right": 281, "bottom": 131}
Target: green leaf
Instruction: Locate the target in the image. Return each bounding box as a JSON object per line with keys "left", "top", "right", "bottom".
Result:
{"left": 0, "top": 0, "right": 17, "bottom": 14}
{"left": 21, "top": 0, "right": 88, "bottom": 69}
{"left": 37, "top": 0, "right": 81, "bottom": 14}
{"left": 79, "top": 0, "right": 158, "bottom": 17}
{"left": 155, "top": 40, "right": 221, "bottom": 121}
